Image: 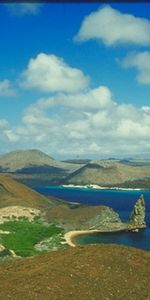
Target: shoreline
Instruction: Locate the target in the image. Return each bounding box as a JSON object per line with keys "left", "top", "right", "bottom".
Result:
{"left": 64, "top": 225, "right": 146, "bottom": 247}
{"left": 64, "top": 228, "right": 127, "bottom": 247}
{"left": 62, "top": 184, "right": 147, "bottom": 191}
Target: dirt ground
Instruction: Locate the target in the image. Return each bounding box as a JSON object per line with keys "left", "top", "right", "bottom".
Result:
{"left": 0, "top": 244, "right": 150, "bottom": 300}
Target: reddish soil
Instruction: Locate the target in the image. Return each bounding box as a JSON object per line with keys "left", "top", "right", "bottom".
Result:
{"left": 0, "top": 174, "right": 57, "bottom": 209}
{"left": 0, "top": 244, "right": 150, "bottom": 300}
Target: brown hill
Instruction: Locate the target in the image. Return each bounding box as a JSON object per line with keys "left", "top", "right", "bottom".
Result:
{"left": 0, "top": 244, "right": 150, "bottom": 300}
{"left": 0, "top": 174, "right": 124, "bottom": 229}
{"left": 0, "top": 174, "right": 58, "bottom": 210}
{"left": 66, "top": 160, "right": 150, "bottom": 187}
{"left": 0, "top": 149, "right": 82, "bottom": 173}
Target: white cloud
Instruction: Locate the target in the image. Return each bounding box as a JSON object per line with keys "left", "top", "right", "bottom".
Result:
{"left": 37, "top": 86, "right": 113, "bottom": 110}
{"left": 5, "top": 4, "right": 42, "bottom": 16}
{"left": 21, "top": 53, "right": 89, "bottom": 93}
{"left": 123, "top": 51, "right": 150, "bottom": 84}
{"left": 75, "top": 5, "right": 150, "bottom": 46}
{"left": 0, "top": 80, "right": 16, "bottom": 97}
{"left": 2, "top": 85, "right": 149, "bottom": 159}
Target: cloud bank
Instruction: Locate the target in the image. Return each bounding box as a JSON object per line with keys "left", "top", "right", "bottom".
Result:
{"left": 0, "top": 49, "right": 150, "bottom": 158}
{"left": 1, "top": 84, "right": 150, "bottom": 158}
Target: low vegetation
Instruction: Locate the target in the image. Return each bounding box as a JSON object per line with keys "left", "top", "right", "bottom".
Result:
{"left": 0, "top": 219, "right": 66, "bottom": 257}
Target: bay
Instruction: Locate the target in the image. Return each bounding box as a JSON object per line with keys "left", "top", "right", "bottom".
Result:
{"left": 35, "top": 186, "right": 150, "bottom": 250}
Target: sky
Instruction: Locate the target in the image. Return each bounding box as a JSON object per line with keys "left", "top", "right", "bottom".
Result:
{"left": 0, "top": 3, "right": 150, "bottom": 159}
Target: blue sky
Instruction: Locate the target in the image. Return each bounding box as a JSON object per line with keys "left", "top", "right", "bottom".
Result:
{"left": 0, "top": 3, "right": 150, "bottom": 159}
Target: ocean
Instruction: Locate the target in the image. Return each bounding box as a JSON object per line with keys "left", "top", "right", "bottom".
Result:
{"left": 35, "top": 186, "right": 150, "bottom": 250}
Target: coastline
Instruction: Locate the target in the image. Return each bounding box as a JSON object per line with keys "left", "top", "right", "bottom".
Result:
{"left": 62, "top": 184, "right": 146, "bottom": 191}
{"left": 64, "top": 224, "right": 146, "bottom": 247}
{"left": 64, "top": 227, "right": 127, "bottom": 247}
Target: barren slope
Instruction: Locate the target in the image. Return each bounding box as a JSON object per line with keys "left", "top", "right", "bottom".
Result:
{"left": 0, "top": 244, "right": 150, "bottom": 300}
{"left": 0, "top": 174, "right": 58, "bottom": 210}
{"left": 66, "top": 160, "right": 150, "bottom": 186}
{"left": 0, "top": 149, "right": 82, "bottom": 173}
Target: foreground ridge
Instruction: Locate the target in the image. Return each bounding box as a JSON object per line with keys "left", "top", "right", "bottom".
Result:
{"left": 0, "top": 244, "right": 150, "bottom": 300}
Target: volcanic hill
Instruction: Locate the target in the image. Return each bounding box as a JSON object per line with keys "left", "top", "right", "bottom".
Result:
{"left": 0, "top": 149, "right": 82, "bottom": 173}
{"left": 66, "top": 160, "right": 150, "bottom": 188}
{"left": 0, "top": 149, "right": 84, "bottom": 187}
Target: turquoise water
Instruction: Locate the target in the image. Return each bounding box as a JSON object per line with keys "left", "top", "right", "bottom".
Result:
{"left": 35, "top": 186, "right": 150, "bottom": 250}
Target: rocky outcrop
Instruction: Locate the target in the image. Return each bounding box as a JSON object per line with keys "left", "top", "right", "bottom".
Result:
{"left": 81, "top": 195, "right": 146, "bottom": 232}
{"left": 128, "top": 194, "right": 146, "bottom": 229}
{"left": 82, "top": 207, "right": 124, "bottom": 231}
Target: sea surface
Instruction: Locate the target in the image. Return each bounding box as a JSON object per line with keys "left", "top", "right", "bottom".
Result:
{"left": 35, "top": 186, "right": 150, "bottom": 250}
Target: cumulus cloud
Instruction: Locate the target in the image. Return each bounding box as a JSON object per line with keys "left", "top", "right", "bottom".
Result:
{"left": 37, "top": 86, "right": 113, "bottom": 111}
{"left": 2, "top": 85, "right": 149, "bottom": 159}
{"left": 21, "top": 53, "right": 89, "bottom": 93}
{"left": 0, "top": 80, "right": 16, "bottom": 97}
{"left": 75, "top": 5, "right": 150, "bottom": 46}
{"left": 122, "top": 51, "right": 150, "bottom": 84}
{"left": 5, "top": 4, "right": 42, "bottom": 16}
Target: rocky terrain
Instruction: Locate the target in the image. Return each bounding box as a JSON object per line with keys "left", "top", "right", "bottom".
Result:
{"left": 0, "top": 174, "right": 146, "bottom": 231}
{"left": 0, "top": 175, "right": 119, "bottom": 227}
{"left": 0, "top": 174, "right": 149, "bottom": 299}
{"left": 129, "top": 194, "right": 146, "bottom": 228}
{"left": 66, "top": 160, "right": 150, "bottom": 188}
{"left": 0, "top": 244, "right": 150, "bottom": 300}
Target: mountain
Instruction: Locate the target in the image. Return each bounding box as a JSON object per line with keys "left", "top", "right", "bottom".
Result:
{"left": 66, "top": 160, "right": 150, "bottom": 188}
{"left": 0, "top": 244, "right": 150, "bottom": 300}
{"left": 0, "top": 149, "right": 83, "bottom": 173}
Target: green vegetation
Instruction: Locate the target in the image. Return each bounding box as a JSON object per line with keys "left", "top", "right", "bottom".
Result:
{"left": 0, "top": 220, "right": 65, "bottom": 257}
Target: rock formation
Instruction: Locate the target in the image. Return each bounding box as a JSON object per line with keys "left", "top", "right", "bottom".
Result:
{"left": 128, "top": 194, "right": 146, "bottom": 229}
{"left": 83, "top": 207, "right": 124, "bottom": 231}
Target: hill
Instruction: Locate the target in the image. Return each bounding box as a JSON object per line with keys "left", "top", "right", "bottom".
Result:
{"left": 66, "top": 160, "right": 150, "bottom": 188}
{"left": 0, "top": 244, "right": 150, "bottom": 300}
{"left": 0, "top": 175, "right": 124, "bottom": 230}
{"left": 0, "top": 149, "right": 83, "bottom": 173}
{"left": 0, "top": 149, "right": 84, "bottom": 186}
{"left": 0, "top": 174, "right": 58, "bottom": 210}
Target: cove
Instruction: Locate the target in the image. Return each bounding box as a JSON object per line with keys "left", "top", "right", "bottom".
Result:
{"left": 75, "top": 229, "right": 150, "bottom": 250}
{"left": 35, "top": 186, "right": 150, "bottom": 250}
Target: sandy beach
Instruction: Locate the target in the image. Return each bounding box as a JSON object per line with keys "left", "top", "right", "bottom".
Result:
{"left": 64, "top": 228, "right": 127, "bottom": 247}
{"left": 64, "top": 230, "right": 100, "bottom": 247}
{"left": 64, "top": 223, "right": 146, "bottom": 247}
